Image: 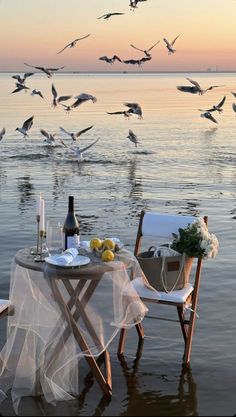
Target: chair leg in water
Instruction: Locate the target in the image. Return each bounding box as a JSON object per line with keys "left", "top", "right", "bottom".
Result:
{"left": 117, "top": 323, "right": 145, "bottom": 357}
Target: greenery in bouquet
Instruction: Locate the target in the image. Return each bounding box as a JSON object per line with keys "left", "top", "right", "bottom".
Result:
{"left": 171, "top": 217, "right": 219, "bottom": 259}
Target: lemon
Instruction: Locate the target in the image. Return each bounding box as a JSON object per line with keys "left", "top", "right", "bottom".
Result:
{"left": 101, "top": 249, "right": 115, "bottom": 262}
{"left": 102, "top": 239, "right": 115, "bottom": 251}
{"left": 90, "top": 238, "right": 103, "bottom": 250}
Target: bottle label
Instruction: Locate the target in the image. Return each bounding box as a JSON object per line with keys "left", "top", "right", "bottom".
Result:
{"left": 66, "top": 234, "right": 80, "bottom": 249}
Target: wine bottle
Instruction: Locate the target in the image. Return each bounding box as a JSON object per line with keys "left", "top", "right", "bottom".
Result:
{"left": 63, "top": 196, "right": 80, "bottom": 250}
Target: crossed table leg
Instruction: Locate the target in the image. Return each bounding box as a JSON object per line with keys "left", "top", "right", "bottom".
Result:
{"left": 39, "top": 274, "right": 112, "bottom": 398}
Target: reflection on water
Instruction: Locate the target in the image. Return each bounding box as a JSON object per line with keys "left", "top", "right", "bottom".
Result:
{"left": 201, "top": 127, "right": 218, "bottom": 139}
{"left": 118, "top": 343, "right": 198, "bottom": 417}
{"left": 17, "top": 175, "right": 34, "bottom": 212}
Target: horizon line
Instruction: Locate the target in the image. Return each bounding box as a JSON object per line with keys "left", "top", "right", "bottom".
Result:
{"left": 1, "top": 70, "right": 236, "bottom": 74}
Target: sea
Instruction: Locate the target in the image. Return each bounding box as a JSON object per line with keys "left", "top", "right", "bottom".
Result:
{"left": 0, "top": 72, "right": 235, "bottom": 416}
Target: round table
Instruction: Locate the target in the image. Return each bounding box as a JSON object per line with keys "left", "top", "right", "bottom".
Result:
{"left": 0, "top": 247, "right": 148, "bottom": 413}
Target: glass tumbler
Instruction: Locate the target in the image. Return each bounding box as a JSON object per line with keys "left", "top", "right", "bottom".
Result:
{"left": 46, "top": 220, "right": 63, "bottom": 256}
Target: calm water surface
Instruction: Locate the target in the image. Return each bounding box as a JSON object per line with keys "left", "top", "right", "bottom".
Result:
{"left": 0, "top": 73, "right": 235, "bottom": 416}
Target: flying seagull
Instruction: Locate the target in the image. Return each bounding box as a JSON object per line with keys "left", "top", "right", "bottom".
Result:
{"left": 56, "top": 34, "right": 91, "bottom": 55}
{"left": 200, "top": 111, "right": 218, "bottom": 124}
{"left": 11, "top": 83, "right": 30, "bottom": 94}
{"left": 12, "top": 72, "right": 34, "bottom": 85}
{"left": 123, "top": 58, "right": 144, "bottom": 67}
{"left": 98, "top": 12, "right": 125, "bottom": 20}
{"left": 130, "top": 40, "right": 160, "bottom": 57}
{"left": 60, "top": 138, "right": 99, "bottom": 163}
{"left": 99, "top": 55, "right": 122, "bottom": 64}
{"left": 60, "top": 104, "right": 73, "bottom": 113}
{"left": 31, "top": 89, "right": 44, "bottom": 99}
{"left": 0, "top": 128, "right": 6, "bottom": 141}
{"left": 15, "top": 116, "right": 34, "bottom": 138}
{"left": 177, "top": 78, "right": 224, "bottom": 95}
{"left": 72, "top": 93, "right": 97, "bottom": 109}
{"left": 24, "top": 63, "right": 64, "bottom": 78}
{"left": 59, "top": 125, "right": 94, "bottom": 142}
{"left": 127, "top": 129, "right": 139, "bottom": 147}
{"left": 107, "top": 110, "right": 133, "bottom": 119}
{"left": 51, "top": 84, "right": 72, "bottom": 107}
{"left": 40, "top": 129, "right": 56, "bottom": 145}
{"left": 231, "top": 92, "right": 236, "bottom": 98}
{"left": 198, "top": 96, "right": 226, "bottom": 114}
{"left": 232, "top": 103, "right": 236, "bottom": 115}
{"left": 130, "top": 0, "right": 148, "bottom": 11}
{"left": 163, "top": 34, "right": 181, "bottom": 55}
{"left": 124, "top": 102, "right": 143, "bottom": 119}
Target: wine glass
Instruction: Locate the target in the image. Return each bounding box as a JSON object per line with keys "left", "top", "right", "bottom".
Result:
{"left": 46, "top": 220, "right": 63, "bottom": 256}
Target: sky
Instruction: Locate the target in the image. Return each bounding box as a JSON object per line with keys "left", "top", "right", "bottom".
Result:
{"left": 0, "top": 0, "right": 236, "bottom": 72}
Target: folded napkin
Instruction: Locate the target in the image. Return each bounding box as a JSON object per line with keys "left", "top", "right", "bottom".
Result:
{"left": 53, "top": 248, "right": 78, "bottom": 266}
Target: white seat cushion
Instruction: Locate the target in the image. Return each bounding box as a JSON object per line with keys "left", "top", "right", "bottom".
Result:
{"left": 132, "top": 278, "right": 194, "bottom": 304}
{"left": 0, "top": 299, "right": 10, "bottom": 314}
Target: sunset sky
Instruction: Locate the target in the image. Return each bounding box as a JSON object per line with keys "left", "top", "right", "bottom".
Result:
{"left": 0, "top": 0, "right": 236, "bottom": 72}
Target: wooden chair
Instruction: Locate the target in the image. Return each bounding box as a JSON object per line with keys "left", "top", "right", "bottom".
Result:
{"left": 0, "top": 299, "right": 11, "bottom": 319}
{"left": 118, "top": 210, "right": 208, "bottom": 366}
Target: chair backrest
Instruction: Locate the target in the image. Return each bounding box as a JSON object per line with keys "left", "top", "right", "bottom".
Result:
{"left": 134, "top": 210, "right": 208, "bottom": 256}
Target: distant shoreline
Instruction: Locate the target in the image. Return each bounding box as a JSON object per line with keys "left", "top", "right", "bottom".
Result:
{"left": 1, "top": 70, "right": 236, "bottom": 75}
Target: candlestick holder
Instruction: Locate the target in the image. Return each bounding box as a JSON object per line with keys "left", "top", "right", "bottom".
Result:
{"left": 34, "top": 231, "right": 46, "bottom": 262}
{"left": 30, "top": 215, "right": 41, "bottom": 255}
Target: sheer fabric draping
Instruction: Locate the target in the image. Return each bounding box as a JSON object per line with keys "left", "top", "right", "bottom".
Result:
{"left": 0, "top": 248, "right": 148, "bottom": 413}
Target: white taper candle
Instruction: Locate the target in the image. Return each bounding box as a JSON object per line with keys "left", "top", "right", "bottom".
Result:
{"left": 39, "top": 198, "right": 45, "bottom": 231}
{"left": 37, "top": 193, "right": 42, "bottom": 217}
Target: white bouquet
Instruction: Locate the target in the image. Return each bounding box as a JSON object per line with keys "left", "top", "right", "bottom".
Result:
{"left": 171, "top": 217, "right": 219, "bottom": 259}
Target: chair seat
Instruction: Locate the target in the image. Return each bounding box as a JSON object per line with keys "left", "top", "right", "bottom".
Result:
{"left": 132, "top": 278, "right": 194, "bottom": 304}
{"left": 0, "top": 299, "right": 11, "bottom": 315}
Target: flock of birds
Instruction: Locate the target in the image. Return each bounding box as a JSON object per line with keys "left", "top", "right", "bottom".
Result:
{"left": 1, "top": 0, "right": 236, "bottom": 160}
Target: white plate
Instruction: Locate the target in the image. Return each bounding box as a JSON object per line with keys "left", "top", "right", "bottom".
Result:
{"left": 45, "top": 255, "right": 90, "bottom": 268}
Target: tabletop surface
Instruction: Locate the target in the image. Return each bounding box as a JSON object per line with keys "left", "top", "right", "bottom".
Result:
{"left": 14, "top": 247, "right": 129, "bottom": 279}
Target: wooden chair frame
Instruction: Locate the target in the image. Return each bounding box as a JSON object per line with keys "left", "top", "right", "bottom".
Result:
{"left": 118, "top": 210, "right": 208, "bottom": 366}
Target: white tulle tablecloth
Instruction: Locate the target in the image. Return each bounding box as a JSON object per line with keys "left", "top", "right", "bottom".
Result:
{"left": 0, "top": 247, "right": 148, "bottom": 413}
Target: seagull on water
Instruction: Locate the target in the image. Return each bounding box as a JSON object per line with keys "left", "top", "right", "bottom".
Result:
{"left": 163, "top": 34, "right": 181, "bottom": 55}
{"left": 0, "top": 128, "right": 6, "bottom": 141}
{"left": 60, "top": 138, "right": 99, "bottom": 163}
{"left": 200, "top": 111, "right": 218, "bottom": 124}
{"left": 12, "top": 72, "right": 34, "bottom": 85}
{"left": 59, "top": 125, "right": 94, "bottom": 142}
{"left": 56, "top": 34, "right": 91, "bottom": 55}
{"left": 51, "top": 84, "right": 72, "bottom": 108}
{"left": 11, "top": 83, "right": 30, "bottom": 94}
{"left": 31, "top": 89, "right": 44, "bottom": 99}
{"left": 198, "top": 96, "right": 226, "bottom": 114}
{"left": 124, "top": 102, "right": 143, "bottom": 119}
{"left": 40, "top": 129, "right": 56, "bottom": 145}
{"left": 24, "top": 63, "right": 64, "bottom": 78}
{"left": 127, "top": 129, "right": 139, "bottom": 147}
{"left": 99, "top": 55, "right": 122, "bottom": 64}
{"left": 98, "top": 12, "right": 125, "bottom": 20}
{"left": 15, "top": 116, "right": 34, "bottom": 138}
{"left": 130, "top": 40, "right": 160, "bottom": 58}
{"left": 177, "top": 78, "right": 224, "bottom": 95}
{"left": 72, "top": 93, "right": 97, "bottom": 109}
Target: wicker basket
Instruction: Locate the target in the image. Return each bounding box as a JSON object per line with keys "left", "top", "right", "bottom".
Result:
{"left": 136, "top": 248, "right": 193, "bottom": 293}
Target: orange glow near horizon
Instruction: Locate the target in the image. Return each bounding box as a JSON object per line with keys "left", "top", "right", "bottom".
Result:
{"left": 0, "top": 0, "right": 236, "bottom": 72}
